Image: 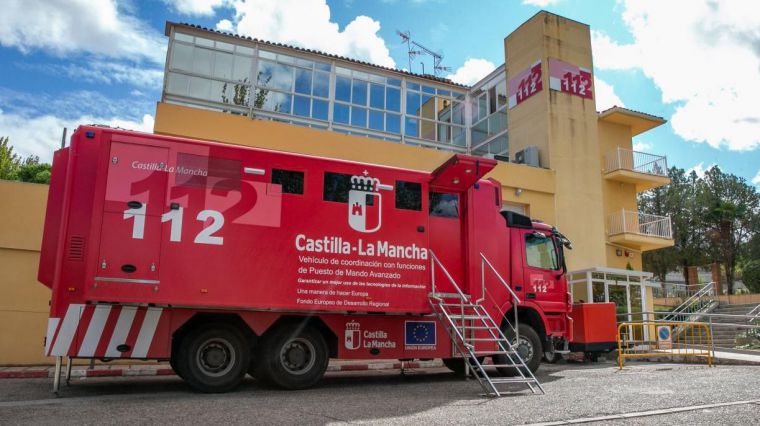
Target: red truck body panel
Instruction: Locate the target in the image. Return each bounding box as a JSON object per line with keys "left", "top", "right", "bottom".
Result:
{"left": 39, "top": 126, "right": 572, "bottom": 361}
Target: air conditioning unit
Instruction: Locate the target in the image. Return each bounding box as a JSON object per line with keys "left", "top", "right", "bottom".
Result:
{"left": 515, "top": 146, "right": 540, "bottom": 167}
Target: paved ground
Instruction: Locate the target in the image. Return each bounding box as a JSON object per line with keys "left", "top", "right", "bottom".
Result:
{"left": 0, "top": 361, "right": 759, "bottom": 425}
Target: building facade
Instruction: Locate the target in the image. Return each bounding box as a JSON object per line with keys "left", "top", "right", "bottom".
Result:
{"left": 0, "top": 11, "right": 674, "bottom": 364}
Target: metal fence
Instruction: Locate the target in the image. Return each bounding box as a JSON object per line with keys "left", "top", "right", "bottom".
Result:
{"left": 607, "top": 210, "right": 673, "bottom": 239}
{"left": 617, "top": 321, "right": 713, "bottom": 368}
{"left": 605, "top": 147, "right": 668, "bottom": 176}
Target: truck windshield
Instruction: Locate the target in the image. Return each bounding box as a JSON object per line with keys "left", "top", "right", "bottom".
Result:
{"left": 525, "top": 234, "right": 559, "bottom": 270}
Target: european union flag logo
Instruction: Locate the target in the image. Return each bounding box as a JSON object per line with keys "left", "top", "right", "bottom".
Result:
{"left": 405, "top": 321, "right": 436, "bottom": 346}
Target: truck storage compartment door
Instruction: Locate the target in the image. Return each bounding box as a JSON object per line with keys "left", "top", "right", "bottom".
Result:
{"left": 429, "top": 191, "right": 465, "bottom": 294}
{"left": 96, "top": 142, "right": 168, "bottom": 285}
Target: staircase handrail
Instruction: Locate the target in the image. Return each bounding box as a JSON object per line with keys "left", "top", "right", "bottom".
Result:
{"left": 748, "top": 304, "right": 760, "bottom": 323}
{"left": 663, "top": 282, "right": 714, "bottom": 321}
{"left": 430, "top": 250, "right": 470, "bottom": 302}
{"left": 478, "top": 253, "right": 522, "bottom": 304}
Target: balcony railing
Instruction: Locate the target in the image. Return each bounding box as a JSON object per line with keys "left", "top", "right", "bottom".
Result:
{"left": 608, "top": 210, "right": 673, "bottom": 239}
{"left": 605, "top": 147, "right": 668, "bottom": 176}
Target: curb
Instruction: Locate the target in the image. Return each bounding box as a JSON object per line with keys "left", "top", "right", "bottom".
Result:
{"left": 0, "top": 360, "right": 444, "bottom": 380}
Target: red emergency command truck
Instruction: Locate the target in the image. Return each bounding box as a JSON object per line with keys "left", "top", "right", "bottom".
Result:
{"left": 38, "top": 125, "right": 577, "bottom": 395}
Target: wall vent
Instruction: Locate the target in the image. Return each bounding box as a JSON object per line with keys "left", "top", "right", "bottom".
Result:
{"left": 67, "top": 236, "right": 85, "bottom": 261}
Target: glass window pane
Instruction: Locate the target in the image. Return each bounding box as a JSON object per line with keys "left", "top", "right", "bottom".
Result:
{"left": 406, "top": 91, "right": 420, "bottom": 116}
{"left": 232, "top": 56, "right": 252, "bottom": 82}
{"left": 353, "top": 71, "right": 369, "bottom": 80}
{"left": 488, "top": 86, "right": 497, "bottom": 114}
{"left": 351, "top": 106, "right": 367, "bottom": 127}
{"left": 293, "top": 95, "right": 310, "bottom": 117}
{"left": 525, "top": 234, "right": 559, "bottom": 270}
{"left": 496, "top": 80, "right": 508, "bottom": 109}
{"left": 405, "top": 117, "right": 419, "bottom": 138}
{"left": 167, "top": 72, "right": 188, "bottom": 95}
{"left": 259, "top": 50, "right": 276, "bottom": 60}
{"left": 452, "top": 126, "right": 466, "bottom": 147}
{"left": 272, "top": 169, "right": 304, "bottom": 194}
{"left": 369, "top": 110, "right": 384, "bottom": 131}
{"left": 422, "top": 85, "right": 436, "bottom": 94}
{"left": 195, "top": 36, "right": 214, "bottom": 47}
{"left": 452, "top": 102, "right": 465, "bottom": 125}
{"left": 387, "top": 78, "right": 401, "bottom": 87}
{"left": 213, "top": 51, "right": 233, "bottom": 80}
{"left": 323, "top": 172, "right": 352, "bottom": 203}
{"left": 257, "top": 60, "right": 274, "bottom": 86}
{"left": 333, "top": 103, "right": 349, "bottom": 124}
{"left": 314, "top": 61, "right": 331, "bottom": 72}
{"left": 437, "top": 89, "right": 451, "bottom": 97}
{"left": 335, "top": 76, "right": 351, "bottom": 102}
{"left": 271, "top": 63, "right": 294, "bottom": 91}
{"left": 478, "top": 94, "right": 487, "bottom": 121}
{"left": 386, "top": 113, "right": 401, "bottom": 134}
{"left": 313, "top": 71, "right": 329, "bottom": 98}
{"left": 277, "top": 53, "right": 295, "bottom": 64}
{"left": 351, "top": 80, "right": 368, "bottom": 106}
{"left": 294, "top": 68, "right": 312, "bottom": 95}
{"left": 395, "top": 181, "right": 422, "bottom": 211}
{"left": 370, "top": 84, "right": 384, "bottom": 109}
{"left": 488, "top": 109, "right": 507, "bottom": 135}
{"left": 193, "top": 48, "right": 213, "bottom": 76}
{"left": 188, "top": 76, "right": 212, "bottom": 100}
{"left": 170, "top": 43, "right": 193, "bottom": 71}
{"left": 489, "top": 134, "right": 508, "bottom": 154}
{"left": 216, "top": 41, "right": 234, "bottom": 51}
{"left": 295, "top": 58, "right": 313, "bottom": 68}
{"left": 429, "top": 192, "right": 458, "bottom": 218}
{"left": 312, "top": 99, "right": 328, "bottom": 120}
{"left": 437, "top": 124, "right": 451, "bottom": 143}
{"left": 420, "top": 94, "right": 435, "bottom": 120}
{"left": 174, "top": 33, "right": 193, "bottom": 43}
{"left": 420, "top": 119, "right": 436, "bottom": 141}
{"left": 407, "top": 82, "right": 420, "bottom": 91}
{"left": 437, "top": 97, "right": 452, "bottom": 123}
{"left": 472, "top": 120, "right": 488, "bottom": 145}
{"left": 262, "top": 91, "right": 292, "bottom": 113}
{"left": 236, "top": 45, "right": 254, "bottom": 56}
{"left": 210, "top": 80, "right": 227, "bottom": 103}
{"left": 220, "top": 81, "right": 250, "bottom": 107}
{"left": 386, "top": 87, "right": 400, "bottom": 112}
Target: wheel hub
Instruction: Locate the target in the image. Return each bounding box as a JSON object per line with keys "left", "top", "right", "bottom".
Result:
{"left": 196, "top": 338, "right": 236, "bottom": 377}
{"left": 513, "top": 336, "right": 534, "bottom": 362}
{"left": 280, "top": 338, "right": 316, "bottom": 375}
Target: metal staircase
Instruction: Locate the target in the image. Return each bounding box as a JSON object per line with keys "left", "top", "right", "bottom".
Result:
{"left": 428, "top": 251, "right": 544, "bottom": 397}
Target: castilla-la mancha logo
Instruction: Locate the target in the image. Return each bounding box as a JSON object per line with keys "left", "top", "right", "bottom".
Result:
{"left": 345, "top": 321, "right": 361, "bottom": 350}
{"left": 348, "top": 171, "right": 392, "bottom": 233}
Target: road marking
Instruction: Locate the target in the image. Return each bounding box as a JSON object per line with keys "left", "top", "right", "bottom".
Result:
{"left": 525, "top": 399, "right": 760, "bottom": 425}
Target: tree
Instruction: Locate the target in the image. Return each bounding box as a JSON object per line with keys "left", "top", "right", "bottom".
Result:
{"left": 639, "top": 167, "right": 707, "bottom": 282}
{"left": 697, "top": 166, "right": 760, "bottom": 293}
{"left": 743, "top": 260, "right": 760, "bottom": 293}
{"left": 0, "top": 137, "right": 52, "bottom": 184}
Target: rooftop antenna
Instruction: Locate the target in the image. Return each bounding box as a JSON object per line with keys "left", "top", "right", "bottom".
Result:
{"left": 397, "top": 30, "right": 450, "bottom": 77}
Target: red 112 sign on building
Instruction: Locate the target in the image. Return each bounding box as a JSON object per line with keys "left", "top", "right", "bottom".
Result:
{"left": 548, "top": 58, "right": 593, "bottom": 100}
{"left": 508, "top": 60, "right": 542, "bottom": 109}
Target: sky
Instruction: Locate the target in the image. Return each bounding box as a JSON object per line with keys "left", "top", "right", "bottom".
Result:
{"left": 0, "top": 0, "right": 758, "bottom": 186}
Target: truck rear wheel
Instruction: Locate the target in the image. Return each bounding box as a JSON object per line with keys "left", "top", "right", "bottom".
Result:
{"left": 258, "top": 323, "right": 328, "bottom": 390}
{"left": 176, "top": 324, "right": 250, "bottom": 393}
{"left": 493, "top": 323, "right": 542, "bottom": 377}
{"left": 442, "top": 357, "right": 485, "bottom": 376}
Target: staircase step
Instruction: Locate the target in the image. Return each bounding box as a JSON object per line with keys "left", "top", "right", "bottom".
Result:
{"left": 490, "top": 378, "right": 538, "bottom": 384}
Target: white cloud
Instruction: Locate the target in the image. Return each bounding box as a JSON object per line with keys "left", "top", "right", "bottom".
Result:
{"left": 753, "top": 171, "right": 760, "bottom": 186}
{"left": 522, "top": 0, "right": 562, "bottom": 6}
{"left": 686, "top": 162, "right": 716, "bottom": 178}
{"left": 591, "top": 0, "right": 760, "bottom": 151}
{"left": 632, "top": 141, "right": 653, "bottom": 152}
{"left": 20, "top": 61, "right": 164, "bottom": 89}
{"left": 222, "top": 0, "right": 395, "bottom": 68}
{"left": 446, "top": 58, "right": 496, "bottom": 86}
{"left": 0, "top": 0, "right": 166, "bottom": 64}
{"left": 164, "top": 0, "right": 226, "bottom": 16}
{"left": 594, "top": 76, "right": 625, "bottom": 111}
{"left": 216, "top": 19, "right": 234, "bottom": 32}
{"left": 0, "top": 111, "right": 154, "bottom": 162}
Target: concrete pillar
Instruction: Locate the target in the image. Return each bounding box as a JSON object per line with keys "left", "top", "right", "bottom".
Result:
{"left": 711, "top": 262, "right": 724, "bottom": 295}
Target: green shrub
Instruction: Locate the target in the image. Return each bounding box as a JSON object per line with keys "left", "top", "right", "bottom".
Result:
{"left": 743, "top": 260, "right": 760, "bottom": 293}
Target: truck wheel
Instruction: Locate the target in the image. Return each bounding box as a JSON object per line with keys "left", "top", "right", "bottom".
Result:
{"left": 258, "top": 323, "right": 328, "bottom": 390}
{"left": 176, "top": 324, "right": 250, "bottom": 393}
{"left": 493, "top": 323, "right": 542, "bottom": 377}
{"left": 442, "top": 357, "right": 485, "bottom": 376}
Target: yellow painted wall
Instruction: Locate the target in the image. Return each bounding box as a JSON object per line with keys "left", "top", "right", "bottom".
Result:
{"left": 0, "top": 181, "right": 52, "bottom": 365}
{"left": 505, "top": 12, "right": 607, "bottom": 271}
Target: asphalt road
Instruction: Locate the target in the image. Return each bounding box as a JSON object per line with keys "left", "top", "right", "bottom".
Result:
{"left": 1, "top": 361, "right": 759, "bottom": 425}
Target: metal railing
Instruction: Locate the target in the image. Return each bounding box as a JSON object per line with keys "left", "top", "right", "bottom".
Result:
{"left": 617, "top": 321, "right": 713, "bottom": 368}
{"left": 663, "top": 282, "right": 716, "bottom": 322}
{"left": 607, "top": 209, "right": 673, "bottom": 239}
{"left": 479, "top": 253, "right": 521, "bottom": 339}
{"left": 605, "top": 147, "right": 668, "bottom": 176}
{"left": 748, "top": 304, "right": 760, "bottom": 324}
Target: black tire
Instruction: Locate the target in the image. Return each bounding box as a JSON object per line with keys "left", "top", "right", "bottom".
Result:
{"left": 169, "top": 354, "right": 184, "bottom": 379}
{"left": 175, "top": 323, "right": 250, "bottom": 393}
{"left": 442, "top": 357, "right": 485, "bottom": 376}
{"left": 543, "top": 350, "right": 561, "bottom": 364}
{"left": 257, "top": 323, "right": 329, "bottom": 390}
{"left": 493, "top": 323, "right": 542, "bottom": 377}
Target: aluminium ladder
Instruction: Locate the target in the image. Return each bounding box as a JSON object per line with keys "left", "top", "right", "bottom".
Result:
{"left": 429, "top": 252, "right": 544, "bottom": 397}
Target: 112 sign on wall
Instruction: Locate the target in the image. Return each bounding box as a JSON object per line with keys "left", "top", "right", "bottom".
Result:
{"left": 548, "top": 58, "right": 593, "bottom": 100}
{"left": 508, "top": 60, "right": 543, "bottom": 109}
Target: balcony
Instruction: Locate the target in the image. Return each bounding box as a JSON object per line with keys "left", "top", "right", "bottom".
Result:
{"left": 604, "top": 147, "right": 670, "bottom": 191}
{"left": 607, "top": 210, "right": 674, "bottom": 251}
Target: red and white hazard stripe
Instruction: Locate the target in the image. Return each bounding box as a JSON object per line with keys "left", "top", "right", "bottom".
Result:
{"left": 46, "top": 304, "right": 165, "bottom": 359}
